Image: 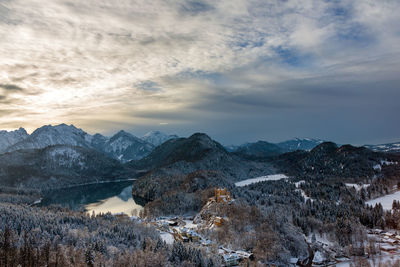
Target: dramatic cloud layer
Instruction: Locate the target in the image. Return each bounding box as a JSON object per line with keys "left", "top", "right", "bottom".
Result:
{"left": 0, "top": 0, "right": 399, "bottom": 144}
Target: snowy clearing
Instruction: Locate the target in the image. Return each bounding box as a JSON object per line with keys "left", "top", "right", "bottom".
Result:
{"left": 235, "top": 174, "right": 288, "bottom": 187}
{"left": 366, "top": 191, "right": 400, "bottom": 210}
{"left": 160, "top": 232, "right": 174, "bottom": 244}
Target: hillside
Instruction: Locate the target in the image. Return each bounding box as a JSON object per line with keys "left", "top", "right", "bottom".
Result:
{"left": 0, "top": 145, "right": 133, "bottom": 189}
{"left": 131, "top": 133, "right": 276, "bottom": 206}
{"left": 274, "top": 142, "right": 400, "bottom": 182}
{"left": 130, "top": 133, "right": 275, "bottom": 179}
{"left": 234, "top": 141, "right": 284, "bottom": 159}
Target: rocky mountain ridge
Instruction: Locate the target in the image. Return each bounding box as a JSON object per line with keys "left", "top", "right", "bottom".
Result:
{"left": 0, "top": 127, "right": 29, "bottom": 153}
{"left": 0, "top": 124, "right": 179, "bottom": 162}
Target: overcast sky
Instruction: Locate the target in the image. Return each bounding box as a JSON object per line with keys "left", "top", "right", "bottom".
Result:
{"left": 0, "top": 0, "right": 399, "bottom": 145}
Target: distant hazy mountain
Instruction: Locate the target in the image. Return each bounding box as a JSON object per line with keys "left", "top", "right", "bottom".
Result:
{"left": 234, "top": 141, "right": 284, "bottom": 159}
{"left": 0, "top": 127, "right": 28, "bottom": 153}
{"left": 224, "top": 145, "right": 239, "bottom": 152}
{"left": 227, "top": 138, "right": 325, "bottom": 158}
{"left": 0, "top": 145, "right": 132, "bottom": 189}
{"left": 365, "top": 142, "right": 400, "bottom": 154}
{"left": 101, "top": 130, "right": 154, "bottom": 162}
{"left": 277, "top": 138, "right": 325, "bottom": 152}
{"left": 6, "top": 124, "right": 92, "bottom": 152}
{"left": 90, "top": 133, "right": 108, "bottom": 151}
{"left": 141, "top": 131, "right": 178, "bottom": 147}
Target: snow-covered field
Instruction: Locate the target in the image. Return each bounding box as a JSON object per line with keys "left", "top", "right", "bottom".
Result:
{"left": 160, "top": 232, "right": 174, "bottom": 244}
{"left": 235, "top": 174, "right": 288, "bottom": 187}
{"left": 366, "top": 191, "right": 400, "bottom": 210}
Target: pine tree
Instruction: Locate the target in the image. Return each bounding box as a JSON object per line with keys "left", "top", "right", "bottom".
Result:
{"left": 85, "top": 247, "right": 95, "bottom": 267}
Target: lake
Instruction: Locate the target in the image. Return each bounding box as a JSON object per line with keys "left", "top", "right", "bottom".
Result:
{"left": 40, "top": 180, "right": 147, "bottom": 216}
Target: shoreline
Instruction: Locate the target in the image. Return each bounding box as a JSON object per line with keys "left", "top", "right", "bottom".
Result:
{"left": 42, "top": 178, "right": 137, "bottom": 191}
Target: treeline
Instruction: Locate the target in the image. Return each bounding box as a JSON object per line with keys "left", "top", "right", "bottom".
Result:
{"left": 233, "top": 179, "right": 396, "bottom": 257}
{"left": 0, "top": 202, "right": 219, "bottom": 267}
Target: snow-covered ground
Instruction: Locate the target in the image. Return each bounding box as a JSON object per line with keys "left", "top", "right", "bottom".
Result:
{"left": 294, "top": 180, "right": 305, "bottom": 188}
{"left": 235, "top": 174, "right": 288, "bottom": 187}
{"left": 160, "top": 232, "right": 174, "bottom": 244}
{"left": 335, "top": 254, "right": 400, "bottom": 267}
{"left": 296, "top": 189, "right": 313, "bottom": 202}
{"left": 366, "top": 191, "right": 400, "bottom": 210}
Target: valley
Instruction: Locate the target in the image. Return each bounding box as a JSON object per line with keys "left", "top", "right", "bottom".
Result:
{"left": 3, "top": 1, "right": 400, "bottom": 266}
{"left": 1, "top": 124, "right": 400, "bottom": 266}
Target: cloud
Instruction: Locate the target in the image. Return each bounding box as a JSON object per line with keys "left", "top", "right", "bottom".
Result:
{"left": 0, "top": 0, "right": 399, "bottom": 144}
{"left": 0, "top": 83, "right": 24, "bottom": 91}
{"left": 135, "top": 80, "right": 162, "bottom": 92}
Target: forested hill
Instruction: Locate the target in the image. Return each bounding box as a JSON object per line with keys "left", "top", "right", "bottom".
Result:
{"left": 273, "top": 142, "right": 400, "bottom": 182}
{"left": 0, "top": 145, "right": 134, "bottom": 189}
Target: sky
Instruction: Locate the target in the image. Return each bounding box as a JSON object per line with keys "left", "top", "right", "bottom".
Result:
{"left": 0, "top": 0, "right": 399, "bottom": 145}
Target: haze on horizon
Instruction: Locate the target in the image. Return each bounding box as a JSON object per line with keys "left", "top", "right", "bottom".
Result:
{"left": 0, "top": 0, "right": 399, "bottom": 145}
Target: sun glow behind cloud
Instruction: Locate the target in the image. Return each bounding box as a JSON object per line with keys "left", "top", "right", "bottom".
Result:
{"left": 0, "top": 0, "right": 399, "bottom": 143}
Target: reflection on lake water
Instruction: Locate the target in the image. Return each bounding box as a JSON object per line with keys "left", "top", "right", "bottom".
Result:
{"left": 40, "top": 181, "right": 147, "bottom": 216}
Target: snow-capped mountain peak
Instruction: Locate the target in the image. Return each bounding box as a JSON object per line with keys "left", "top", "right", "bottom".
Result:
{"left": 102, "top": 130, "right": 154, "bottom": 162}
{"left": 142, "top": 130, "right": 178, "bottom": 147}
{"left": 6, "top": 124, "right": 92, "bottom": 152}
{"left": 0, "top": 127, "right": 29, "bottom": 153}
{"left": 106, "top": 130, "right": 143, "bottom": 153}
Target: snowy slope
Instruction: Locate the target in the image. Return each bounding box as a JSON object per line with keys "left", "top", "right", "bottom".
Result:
{"left": 6, "top": 124, "right": 92, "bottom": 152}
{"left": 142, "top": 131, "right": 178, "bottom": 147}
{"left": 0, "top": 127, "right": 28, "bottom": 153}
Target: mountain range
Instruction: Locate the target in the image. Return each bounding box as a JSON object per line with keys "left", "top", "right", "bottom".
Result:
{"left": 229, "top": 138, "right": 400, "bottom": 157}
{"left": 0, "top": 123, "right": 398, "bottom": 189}
{"left": 0, "top": 124, "right": 179, "bottom": 163}
{"left": 364, "top": 142, "right": 400, "bottom": 154}
{"left": 228, "top": 138, "right": 324, "bottom": 159}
